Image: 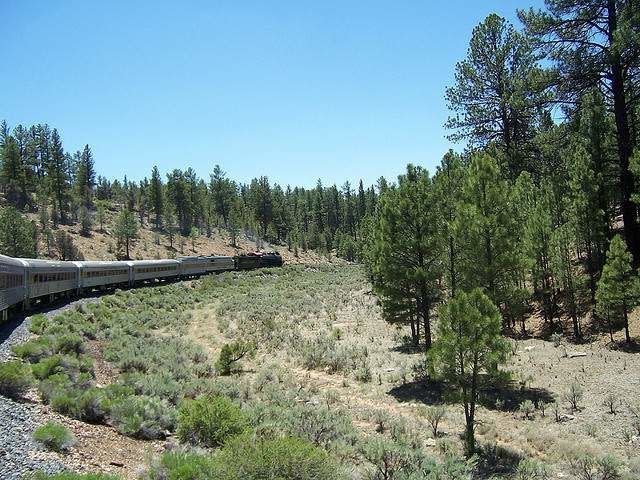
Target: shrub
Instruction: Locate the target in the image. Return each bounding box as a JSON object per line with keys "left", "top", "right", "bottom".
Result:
{"left": 515, "top": 458, "right": 551, "bottom": 480}
{"left": 38, "top": 373, "right": 73, "bottom": 402}
{"left": 359, "top": 435, "right": 431, "bottom": 480}
{"left": 145, "top": 450, "right": 216, "bottom": 480}
{"left": 215, "top": 341, "right": 254, "bottom": 376}
{"left": 50, "top": 389, "right": 82, "bottom": 418}
{"left": 603, "top": 394, "right": 618, "bottom": 415}
{"left": 32, "top": 355, "right": 66, "bottom": 380}
{"left": 519, "top": 400, "right": 535, "bottom": 420}
{"left": 54, "top": 334, "right": 85, "bottom": 355}
{"left": 109, "top": 395, "right": 176, "bottom": 439}
{"left": 29, "top": 314, "right": 50, "bottom": 334}
{"left": 12, "top": 337, "right": 54, "bottom": 362}
{"left": 0, "top": 360, "right": 33, "bottom": 398}
{"left": 78, "top": 388, "right": 106, "bottom": 423}
{"left": 420, "top": 405, "right": 446, "bottom": 438}
{"left": 176, "top": 395, "right": 247, "bottom": 447}
{"left": 213, "top": 434, "right": 341, "bottom": 480}
{"left": 563, "top": 382, "right": 584, "bottom": 411}
{"left": 33, "top": 421, "right": 75, "bottom": 452}
{"left": 354, "top": 362, "right": 372, "bottom": 383}
{"left": 567, "top": 453, "right": 622, "bottom": 480}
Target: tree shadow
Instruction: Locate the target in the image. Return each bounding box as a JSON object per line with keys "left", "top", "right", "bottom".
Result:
{"left": 610, "top": 339, "right": 640, "bottom": 353}
{"left": 476, "top": 441, "right": 524, "bottom": 478}
{"left": 387, "top": 378, "right": 447, "bottom": 405}
{"left": 479, "top": 385, "right": 555, "bottom": 411}
{"left": 387, "top": 377, "right": 554, "bottom": 412}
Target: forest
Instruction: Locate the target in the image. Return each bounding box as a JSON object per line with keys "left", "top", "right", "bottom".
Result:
{"left": 0, "top": 1, "right": 639, "bottom": 479}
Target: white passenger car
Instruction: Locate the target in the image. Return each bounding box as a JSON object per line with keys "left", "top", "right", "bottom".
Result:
{"left": 0, "top": 255, "right": 28, "bottom": 320}
{"left": 130, "top": 259, "right": 180, "bottom": 283}
{"left": 75, "top": 261, "right": 132, "bottom": 290}
{"left": 20, "top": 259, "right": 80, "bottom": 304}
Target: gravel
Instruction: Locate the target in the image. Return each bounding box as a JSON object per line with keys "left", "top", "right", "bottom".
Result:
{"left": 0, "top": 298, "right": 100, "bottom": 479}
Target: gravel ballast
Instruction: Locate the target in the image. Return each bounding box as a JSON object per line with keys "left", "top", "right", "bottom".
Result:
{"left": 0, "top": 298, "right": 98, "bottom": 479}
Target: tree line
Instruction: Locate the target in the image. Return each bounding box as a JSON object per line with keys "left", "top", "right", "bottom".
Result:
{"left": 365, "top": 0, "right": 639, "bottom": 456}
{"left": 0, "top": 120, "right": 381, "bottom": 261}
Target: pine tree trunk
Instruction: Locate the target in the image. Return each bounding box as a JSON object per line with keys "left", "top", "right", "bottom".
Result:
{"left": 623, "top": 307, "right": 631, "bottom": 344}
{"left": 608, "top": 0, "right": 640, "bottom": 264}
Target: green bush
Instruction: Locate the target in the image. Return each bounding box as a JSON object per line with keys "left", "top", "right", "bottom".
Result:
{"left": 38, "top": 373, "right": 73, "bottom": 402}
{"left": 215, "top": 341, "right": 254, "bottom": 376}
{"left": 516, "top": 458, "right": 550, "bottom": 480}
{"left": 33, "top": 421, "right": 75, "bottom": 452}
{"left": 32, "top": 355, "right": 66, "bottom": 380}
{"left": 78, "top": 388, "right": 106, "bottom": 423}
{"left": 54, "top": 334, "right": 85, "bottom": 355}
{"left": 213, "top": 434, "right": 341, "bottom": 480}
{"left": 146, "top": 450, "right": 217, "bottom": 480}
{"left": 109, "top": 395, "right": 176, "bottom": 439}
{"left": 177, "top": 395, "right": 247, "bottom": 447}
{"left": 12, "top": 337, "right": 54, "bottom": 362}
{"left": 50, "top": 389, "right": 82, "bottom": 418}
{"left": 0, "top": 360, "right": 33, "bottom": 398}
{"left": 29, "top": 314, "right": 50, "bottom": 334}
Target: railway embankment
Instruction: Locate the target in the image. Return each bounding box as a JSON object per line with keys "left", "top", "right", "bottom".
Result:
{"left": 0, "top": 298, "right": 98, "bottom": 480}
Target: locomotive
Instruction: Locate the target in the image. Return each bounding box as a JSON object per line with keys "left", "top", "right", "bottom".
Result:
{"left": 0, "top": 251, "right": 283, "bottom": 322}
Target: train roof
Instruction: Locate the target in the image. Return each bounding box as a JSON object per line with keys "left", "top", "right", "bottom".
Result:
{"left": 73, "top": 261, "right": 132, "bottom": 268}
{"left": 129, "top": 259, "right": 180, "bottom": 266}
{"left": 0, "top": 254, "right": 30, "bottom": 267}
{"left": 18, "top": 258, "right": 79, "bottom": 269}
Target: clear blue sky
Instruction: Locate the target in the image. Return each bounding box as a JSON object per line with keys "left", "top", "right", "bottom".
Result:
{"left": 2, "top": 0, "right": 543, "bottom": 188}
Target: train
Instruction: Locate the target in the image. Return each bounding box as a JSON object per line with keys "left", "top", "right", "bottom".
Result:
{"left": 0, "top": 251, "right": 283, "bottom": 322}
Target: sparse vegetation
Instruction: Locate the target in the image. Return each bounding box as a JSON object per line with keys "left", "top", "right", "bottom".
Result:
{"left": 563, "top": 382, "right": 584, "bottom": 412}
{"left": 420, "top": 405, "right": 446, "bottom": 438}
{"left": 0, "top": 360, "right": 33, "bottom": 398}
{"left": 33, "top": 421, "right": 75, "bottom": 452}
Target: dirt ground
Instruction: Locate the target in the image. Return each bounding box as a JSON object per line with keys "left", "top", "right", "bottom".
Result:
{"left": 185, "top": 279, "right": 640, "bottom": 477}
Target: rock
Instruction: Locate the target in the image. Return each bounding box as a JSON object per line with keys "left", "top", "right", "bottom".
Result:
{"left": 524, "top": 346, "right": 535, "bottom": 351}
{"left": 425, "top": 438, "right": 437, "bottom": 447}
{"left": 568, "top": 352, "right": 587, "bottom": 358}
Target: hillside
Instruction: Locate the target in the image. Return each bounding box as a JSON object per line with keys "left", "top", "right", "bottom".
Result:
{"left": 25, "top": 205, "right": 338, "bottom": 265}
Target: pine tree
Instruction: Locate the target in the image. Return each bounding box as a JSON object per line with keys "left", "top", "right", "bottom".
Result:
{"left": 0, "top": 207, "right": 37, "bottom": 257}
{"left": 164, "top": 204, "right": 178, "bottom": 249}
{"left": 596, "top": 235, "right": 640, "bottom": 344}
{"left": 1, "top": 136, "right": 28, "bottom": 208}
{"left": 190, "top": 226, "right": 199, "bottom": 252}
{"left": 521, "top": 0, "right": 640, "bottom": 262}
{"left": 455, "top": 153, "right": 521, "bottom": 326}
{"left": 433, "top": 150, "right": 464, "bottom": 297}
{"left": 566, "top": 138, "right": 606, "bottom": 299}
{"left": 150, "top": 165, "right": 164, "bottom": 229}
{"left": 372, "top": 165, "right": 442, "bottom": 350}
{"left": 47, "top": 129, "right": 70, "bottom": 224}
{"left": 551, "top": 223, "right": 588, "bottom": 341}
{"left": 445, "top": 14, "right": 548, "bottom": 175}
{"left": 429, "top": 288, "right": 510, "bottom": 456}
{"left": 114, "top": 207, "right": 138, "bottom": 259}
{"left": 210, "top": 165, "right": 235, "bottom": 227}
{"left": 75, "top": 144, "right": 95, "bottom": 207}
{"left": 249, "top": 176, "right": 272, "bottom": 238}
